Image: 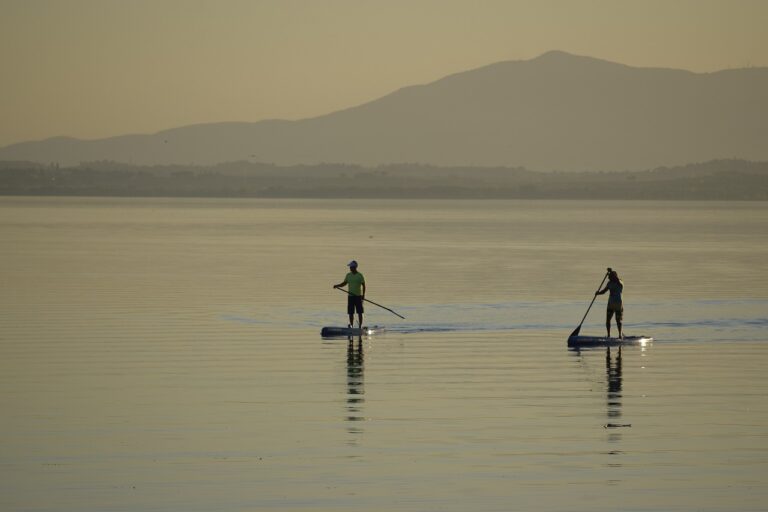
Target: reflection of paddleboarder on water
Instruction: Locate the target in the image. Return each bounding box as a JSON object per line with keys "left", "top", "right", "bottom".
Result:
{"left": 347, "top": 338, "right": 364, "bottom": 402}
{"left": 333, "top": 260, "right": 366, "bottom": 329}
{"left": 596, "top": 269, "right": 624, "bottom": 339}
{"left": 606, "top": 346, "right": 623, "bottom": 416}
{"left": 605, "top": 345, "right": 629, "bottom": 433}
{"left": 346, "top": 337, "right": 365, "bottom": 436}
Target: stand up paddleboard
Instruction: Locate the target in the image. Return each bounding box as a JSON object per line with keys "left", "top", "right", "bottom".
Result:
{"left": 321, "top": 326, "right": 386, "bottom": 338}
{"left": 568, "top": 335, "right": 653, "bottom": 348}
{"left": 567, "top": 268, "right": 653, "bottom": 348}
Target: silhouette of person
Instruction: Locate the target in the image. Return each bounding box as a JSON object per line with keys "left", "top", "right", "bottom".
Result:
{"left": 596, "top": 270, "right": 624, "bottom": 338}
{"left": 333, "top": 260, "right": 366, "bottom": 329}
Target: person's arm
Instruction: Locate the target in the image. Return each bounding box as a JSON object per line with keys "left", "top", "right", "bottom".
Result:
{"left": 595, "top": 285, "right": 608, "bottom": 296}
{"left": 361, "top": 281, "right": 366, "bottom": 299}
{"left": 333, "top": 278, "right": 348, "bottom": 289}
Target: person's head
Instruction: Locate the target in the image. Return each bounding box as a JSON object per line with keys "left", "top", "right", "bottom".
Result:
{"left": 348, "top": 260, "right": 358, "bottom": 272}
{"left": 609, "top": 270, "right": 619, "bottom": 281}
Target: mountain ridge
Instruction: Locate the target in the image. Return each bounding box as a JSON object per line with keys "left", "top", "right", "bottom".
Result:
{"left": 2, "top": 51, "right": 767, "bottom": 171}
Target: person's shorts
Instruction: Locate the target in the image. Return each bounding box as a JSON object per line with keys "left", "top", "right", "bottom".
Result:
{"left": 347, "top": 295, "right": 364, "bottom": 315}
{"left": 607, "top": 301, "right": 623, "bottom": 321}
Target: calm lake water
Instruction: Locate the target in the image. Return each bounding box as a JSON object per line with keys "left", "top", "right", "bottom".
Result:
{"left": 1, "top": 197, "right": 767, "bottom": 511}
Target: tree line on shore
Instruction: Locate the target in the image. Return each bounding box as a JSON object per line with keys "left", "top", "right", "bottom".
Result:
{"left": 1, "top": 159, "right": 766, "bottom": 200}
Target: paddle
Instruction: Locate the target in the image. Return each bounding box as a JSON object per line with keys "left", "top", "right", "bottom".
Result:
{"left": 334, "top": 287, "right": 406, "bottom": 319}
{"left": 569, "top": 268, "right": 611, "bottom": 338}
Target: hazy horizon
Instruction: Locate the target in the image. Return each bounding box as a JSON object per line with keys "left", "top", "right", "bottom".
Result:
{"left": 2, "top": 0, "right": 768, "bottom": 148}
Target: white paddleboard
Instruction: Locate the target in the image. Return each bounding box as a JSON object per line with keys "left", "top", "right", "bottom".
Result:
{"left": 568, "top": 335, "right": 653, "bottom": 347}
{"left": 321, "top": 326, "right": 385, "bottom": 338}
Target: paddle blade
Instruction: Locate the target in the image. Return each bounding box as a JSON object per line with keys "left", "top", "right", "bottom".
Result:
{"left": 569, "top": 325, "right": 582, "bottom": 338}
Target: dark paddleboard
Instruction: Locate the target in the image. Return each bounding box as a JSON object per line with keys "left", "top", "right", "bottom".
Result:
{"left": 321, "top": 326, "right": 385, "bottom": 338}
{"left": 568, "top": 335, "right": 653, "bottom": 347}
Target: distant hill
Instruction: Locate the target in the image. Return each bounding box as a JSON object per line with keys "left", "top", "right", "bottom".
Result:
{"left": 1, "top": 51, "right": 767, "bottom": 171}
{"left": 2, "top": 159, "right": 766, "bottom": 200}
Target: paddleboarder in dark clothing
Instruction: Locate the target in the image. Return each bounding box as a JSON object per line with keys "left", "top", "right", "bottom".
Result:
{"left": 333, "top": 260, "right": 366, "bottom": 329}
{"left": 596, "top": 270, "right": 624, "bottom": 339}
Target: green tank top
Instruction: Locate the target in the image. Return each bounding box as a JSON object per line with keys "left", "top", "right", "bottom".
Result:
{"left": 346, "top": 272, "right": 365, "bottom": 296}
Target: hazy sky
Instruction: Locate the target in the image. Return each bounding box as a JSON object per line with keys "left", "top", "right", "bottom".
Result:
{"left": 1, "top": 0, "right": 767, "bottom": 147}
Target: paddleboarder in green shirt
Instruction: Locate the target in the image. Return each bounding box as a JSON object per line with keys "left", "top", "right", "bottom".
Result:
{"left": 333, "top": 260, "right": 366, "bottom": 329}
{"left": 596, "top": 269, "right": 624, "bottom": 339}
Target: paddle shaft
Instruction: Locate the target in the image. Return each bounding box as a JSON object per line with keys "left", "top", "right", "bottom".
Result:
{"left": 571, "top": 270, "right": 610, "bottom": 337}
{"left": 334, "top": 287, "right": 405, "bottom": 319}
